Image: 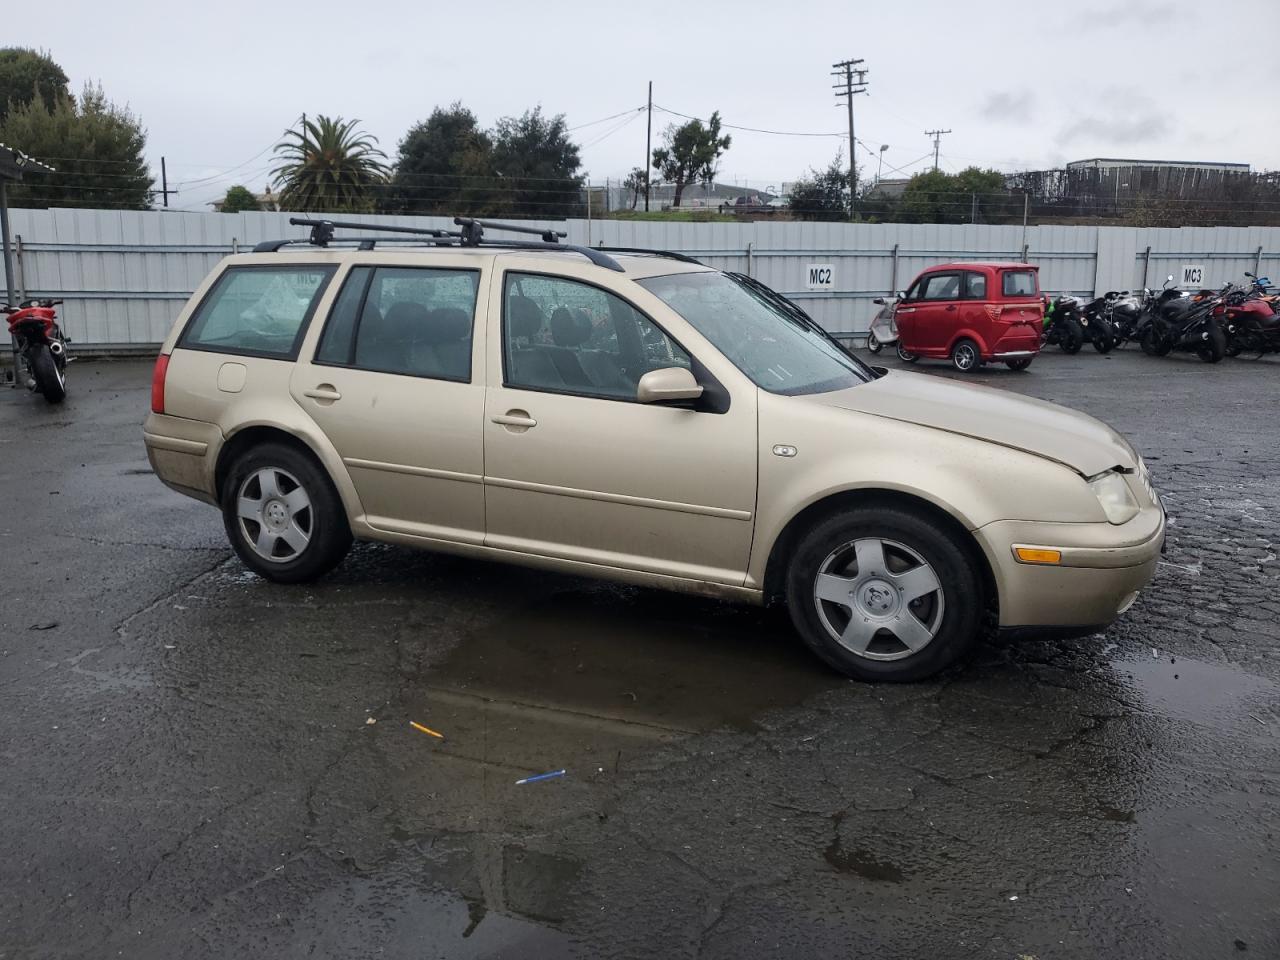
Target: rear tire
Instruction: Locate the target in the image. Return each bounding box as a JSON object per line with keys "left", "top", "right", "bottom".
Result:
{"left": 1059, "top": 317, "right": 1084, "bottom": 354}
{"left": 220, "top": 442, "right": 352, "bottom": 583}
{"left": 1005, "top": 358, "right": 1033, "bottom": 371}
{"left": 785, "top": 507, "right": 984, "bottom": 682}
{"left": 1196, "top": 322, "right": 1226, "bottom": 363}
{"left": 951, "top": 338, "right": 981, "bottom": 372}
{"left": 866, "top": 338, "right": 883, "bottom": 354}
{"left": 30, "top": 345, "right": 66, "bottom": 403}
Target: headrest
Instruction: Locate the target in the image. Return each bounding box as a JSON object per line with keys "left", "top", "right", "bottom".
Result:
{"left": 421, "top": 307, "right": 470, "bottom": 345}
{"left": 508, "top": 296, "right": 544, "bottom": 339}
{"left": 550, "top": 306, "right": 592, "bottom": 347}
{"left": 382, "top": 301, "right": 432, "bottom": 336}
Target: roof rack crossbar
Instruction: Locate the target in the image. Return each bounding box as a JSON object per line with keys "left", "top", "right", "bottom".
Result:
{"left": 252, "top": 236, "right": 459, "bottom": 253}
{"left": 453, "top": 216, "right": 566, "bottom": 246}
{"left": 288, "top": 216, "right": 459, "bottom": 246}
{"left": 593, "top": 246, "right": 703, "bottom": 265}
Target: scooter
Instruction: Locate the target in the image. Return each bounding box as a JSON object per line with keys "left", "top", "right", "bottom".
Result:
{"left": 4, "top": 298, "right": 70, "bottom": 403}
{"left": 866, "top": 296, "right": 899, "bottom": 355}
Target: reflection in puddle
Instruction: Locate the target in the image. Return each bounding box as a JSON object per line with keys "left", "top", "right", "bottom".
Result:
{"left": 1117, "top": 655, "right": 1278, "bottom": 728}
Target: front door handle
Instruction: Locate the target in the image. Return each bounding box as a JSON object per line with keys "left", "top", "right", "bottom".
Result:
{"left": 945, "top": 304, "right": 957, "bottom": 311}
{"left": 304, "top": 385, "right": 342, "bottom": 402}
{"left": 491, "top": 410, "right": 537, "bottom": 430}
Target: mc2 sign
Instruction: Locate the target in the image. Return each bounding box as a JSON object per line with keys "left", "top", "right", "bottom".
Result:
{"left": 1180, "top": 264, "right": 1205, "bottom": 288}
{"left": 806, "top": 263, "right": 835, "bottom": 290}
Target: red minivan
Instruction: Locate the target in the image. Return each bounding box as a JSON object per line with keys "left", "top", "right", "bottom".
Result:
{"left": 894, "top": 262, "right": 1043, "bottom": 372}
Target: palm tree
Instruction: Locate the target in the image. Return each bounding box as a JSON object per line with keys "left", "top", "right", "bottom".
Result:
{"left": 271, "top": 115, "right": 389, "bottom": 213}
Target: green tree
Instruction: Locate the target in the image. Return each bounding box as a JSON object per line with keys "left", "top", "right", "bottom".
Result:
{"left": 899, "top": 166, "right": 1009, "bottom": 224}
{"left": 0, "top": 83, "right": 153, "bottom": 209}
{"left": 787, "top": 153, "right": 850, "bottom": 221}
{"left": 623, "top": 166, "right": 646, "bottom": 210}
{"left": 387, "top": 102, "right": 494, "bottom": 214}
{"left": 271, "top": 115, "right": 389, "bottom": 213}
{"left": 218, "top": 184, "right": 260, "bottom": 213}
{"left": 0, "top": 47, "right": 68, "bottom": 124}
{"left": 489, "top": 107, "right": 583, "bottom": 218}
{"left": 651, "top": 112, "right": 731, "bottom": 208}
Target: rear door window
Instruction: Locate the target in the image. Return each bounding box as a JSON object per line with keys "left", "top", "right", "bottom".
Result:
{"left": 315, "top": 266, "right": 479, "bottom": 381}
{"left": 1002, "top": 270, "right": 1038, "bottom": 297}
{"left": 180, "top": 265, "right": 335, "bottom": 359}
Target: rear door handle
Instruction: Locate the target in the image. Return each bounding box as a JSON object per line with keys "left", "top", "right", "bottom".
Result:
{"left": 304, "top": 385, "right": 342, "bottom": 402}
{"left": 491, "top": 412, "right": 537, "bottom": 428}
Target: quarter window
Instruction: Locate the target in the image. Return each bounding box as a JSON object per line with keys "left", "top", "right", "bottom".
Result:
{"left": 181, "top": 265, "right": 334, "bottom": 358}
{"left": 964, "top": 272, "right": 987, "bottom": 299}
{"left": 315, "top": 266, "right": 478, "bottom": 381}
{"left": 503, "top": 273, "right": 690, "bottom": 400}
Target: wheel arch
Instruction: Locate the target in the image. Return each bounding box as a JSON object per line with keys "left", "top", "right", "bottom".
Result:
{"left": 761, "top": 487, "right": 998, "bottom": 622}
{"left": 946, "top": 329, "right": 988, "bottom": 356}
{"left": 214, "top": 423, "right": 362, "bottom": 520}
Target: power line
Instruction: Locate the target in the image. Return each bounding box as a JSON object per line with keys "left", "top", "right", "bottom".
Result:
{"left": 566, "top": 106, "right": 645, "bottom": 133}
{"left": 653, "top": 104, "right": 844, "bottom": 138}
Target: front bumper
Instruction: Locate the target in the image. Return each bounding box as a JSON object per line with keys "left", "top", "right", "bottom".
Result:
{"left": 975, "top": 506, "right": 1165, "bottom": 627}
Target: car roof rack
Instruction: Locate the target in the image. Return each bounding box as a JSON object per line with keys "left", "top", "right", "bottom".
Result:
{"left": 593, "top": 246, "right": 703, "bottom": 266}
{"left": 252, "top": 216, "right": 624, "bottom": 272}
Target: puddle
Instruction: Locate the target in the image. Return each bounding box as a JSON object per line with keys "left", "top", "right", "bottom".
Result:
{"left": 1116, "top": 655, "right": 1279, "bottom": 729}
{"left": 428, "top": 587, "right": 843, "bottom": 735}
{"left": 824, "top": 840, "right": 906, "bottom": 883}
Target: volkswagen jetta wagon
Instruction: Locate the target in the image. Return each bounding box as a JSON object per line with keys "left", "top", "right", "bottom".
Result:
{"left": 143, "top": 218, "right": 1164, "bottom": 681}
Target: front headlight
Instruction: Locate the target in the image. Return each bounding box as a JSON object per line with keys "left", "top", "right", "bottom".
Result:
{"left": 1088, "top": 470, "right": 1140, "bottom": 525}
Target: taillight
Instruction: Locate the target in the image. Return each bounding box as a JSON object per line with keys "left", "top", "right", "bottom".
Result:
{"left": 151, "top": 353, "right": 170, "bottom": 414}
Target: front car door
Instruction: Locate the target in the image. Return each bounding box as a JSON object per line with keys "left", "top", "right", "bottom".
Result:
{"left": 480, "top": 261, "right": 757, "bottom": 586}
{"left": 290, "top": 256, "right": 489, "bottom": 544}
{"left": 911, "top": 271, "right": 963, "bottom": 355}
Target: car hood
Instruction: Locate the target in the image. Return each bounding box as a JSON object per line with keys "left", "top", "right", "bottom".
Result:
{"left": 815, "top": 370, "right": 1136, "bottom": 476}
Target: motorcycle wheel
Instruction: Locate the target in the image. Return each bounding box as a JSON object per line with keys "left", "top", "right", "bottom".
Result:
{"left": 30, "top": 344, "right": 66, "bottom": 404}
{"left": 1060, "top": 317, "right": 1084, "bottom": 354}
{"left": 1225, "top": 339, "right": 1242, "bottom": 358}
{"left": 866, "top": 338, "right": 883, "bottom": 354}
{"left": 1196, "top": 323, "right": 1226, "bottom": 363}
{"left": 895, "top": 345, "right": 918, "bottom": 363}
{"left": 1141, "top": 325, "right": 1172, "bottom": 357}
{"left": 1092, "top": 326, "right": 1115, "bottom": 354}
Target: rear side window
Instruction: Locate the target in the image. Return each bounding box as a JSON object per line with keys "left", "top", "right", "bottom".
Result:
{"left": 963, "top": 272, "right": 987, "bottom": 299}
{"left": 1002, "top": 270, "right": 1038, "bottom": 297}
{"left": 180, "top": 265, "right": 334, "bottom": 359}
{"left": 315, "top": 266, "right": 478, "bottom": 381}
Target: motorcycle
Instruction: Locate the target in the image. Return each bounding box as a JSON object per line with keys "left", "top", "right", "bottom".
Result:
{"left": 1140, "top": 285, "right": 1226, "bottom": 362}
{"left": 4, "top": 298, "right": 70, "bottom": 403}
{"left": 1219, "top": 274, "right": 1280, "bottom": 357}
{"left": 866, "top": 296, "right": 899, "bottom": 355}
{"left": 1041, "top": 295, "right": 1084, "bottom": 353}
{"left": 1107, "top": 291, "right": 1145, "bottom": 346}
{"left": 1075, "top": 292, "right": 1121, "bottom": 353}
{"left": 1135, "top": 277, "right": 1186, "bottom": 353}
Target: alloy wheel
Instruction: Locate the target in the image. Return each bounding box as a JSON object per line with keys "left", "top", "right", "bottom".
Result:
{"left": 812, "top": 537, "right": 945, "bottom": 661}
{"left": 236, "top": 467, "right": 313, "bottom": 562}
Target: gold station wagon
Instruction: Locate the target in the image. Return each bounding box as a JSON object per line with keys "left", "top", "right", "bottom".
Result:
{"left": 143, "top": 217, "right": 1164, "bottom": 681}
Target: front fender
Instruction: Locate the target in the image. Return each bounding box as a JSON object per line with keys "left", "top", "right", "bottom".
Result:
{"left": 748, "top": 392, "right": 1103, "bottom": 587}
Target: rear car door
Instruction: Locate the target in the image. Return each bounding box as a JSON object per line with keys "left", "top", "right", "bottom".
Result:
{"left": 956, "top": 270, "right": 993, "bottom": 352}
{"left": 480, "top": 266, "right": 757, "bottom": 586}
{"left": 290, "top": 258, "right": 489, "bottom": 544}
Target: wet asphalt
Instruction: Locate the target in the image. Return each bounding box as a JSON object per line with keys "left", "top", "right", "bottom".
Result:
{"left": 0, "top": 348, "right": 1277, "bottom": 959}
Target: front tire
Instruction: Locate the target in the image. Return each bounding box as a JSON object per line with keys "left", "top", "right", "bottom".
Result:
{"left": 866, "top": 338, "right": 883, "bottom": 354}
{"left": 1196, "top": 322, "right": 1226, "bottom": 363}
{"left": 1059, "top": 316, "right": 1084, "bottom": 354}
{"left": 895, "top": 345, "right": 918, "bottom": 363}
{"left": 30, "top": 345, "right": 66, "bottom": 403}
{"left": 221, "top": 442, "right": 352, "bottom": 583}
{"left": 785, "top": 507, "right": 984, "bottom": 682}
{"left": 1005, "top": 357, "right": 1033, "bottom": 371}
{"left": 951, "top": 338, "right": 981, "bottom": 372}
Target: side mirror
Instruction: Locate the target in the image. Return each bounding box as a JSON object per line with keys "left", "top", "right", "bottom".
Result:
{"left": 1167, "top": 275, "right": 1175, "bottom": 282}
{"left": 896, "top": 290, "right": 906, "bottom": 300}
{"left": 636, "top": 366, "right": 703, "bottom": 404}
{"left": 872, "top": 297, "right": 886, "bottom": 305}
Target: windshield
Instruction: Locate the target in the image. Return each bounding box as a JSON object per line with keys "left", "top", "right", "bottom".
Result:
{"left": 637, "top": 272, "right": 873, "bottom": 396}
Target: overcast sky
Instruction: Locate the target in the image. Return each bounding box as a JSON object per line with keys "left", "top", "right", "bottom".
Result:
{"left": 9, "top": 0, "right": 1277, "bottom": 210}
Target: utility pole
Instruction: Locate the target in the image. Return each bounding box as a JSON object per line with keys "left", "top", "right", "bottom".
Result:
{"left": 644, "top": 81, "right": 653, "bottom": 212}
{"left": 832, "top": 59, "right": 868, "bottom": 221}
{"left": 157, "top": 156, "right": 177, "bottom": 208}
{"left": 925, "top": 129, "right": 951, "bottom": 172}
